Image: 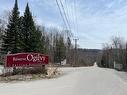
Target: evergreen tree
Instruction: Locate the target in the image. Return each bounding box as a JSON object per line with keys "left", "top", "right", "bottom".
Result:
{"left": 35, "top": 27, "right": 46, "bottom": 53}
{"left": 2, "top": 0, "right": 20, "bottom": 53}
{"left": 54, "top": 34, "right": 66, "bottom": 64}
{"left": 59, "top": 35, "right": 66, "bottom": 63}
{"left": 22, "top": 3, "right": 39, "bottom": 52}
{"left": 18, "top": 16, "right": 24, "bottom": 52}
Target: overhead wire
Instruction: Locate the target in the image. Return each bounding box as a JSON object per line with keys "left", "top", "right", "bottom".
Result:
{"left": 59, "top": 0, "right": 71, "bottom": 31}
{"left": 55, "top": 0, "right": 68, "bottom": 30}
{"left": 63, "top": 0, "right": 73, "bottom": 37}
{"left": 59, "top": 0, "right": 73, "bottom": 37}
{"left": 55, "top": 0, "right": 106, "bottom": 49}
{"left": 74, "top": 0, "right": 78, "bottom": 37}
{"left": 56, "top": 0, "right": 76, "bottom": 37}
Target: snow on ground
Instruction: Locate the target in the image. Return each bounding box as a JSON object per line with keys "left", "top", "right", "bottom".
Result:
{"left": 0, "top": 66, "right": 127, "bottom": 95}
{"left": 0, "top": 65, "right": 4, "bottom": 75}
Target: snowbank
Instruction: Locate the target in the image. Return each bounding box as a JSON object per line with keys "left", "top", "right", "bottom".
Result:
{"left": 0, "top": 65, "right": 4, "bottom": 75}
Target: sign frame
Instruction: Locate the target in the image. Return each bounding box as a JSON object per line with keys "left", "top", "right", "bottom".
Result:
{"left": 5, "top": 53, "right": 49, "bottom": 67}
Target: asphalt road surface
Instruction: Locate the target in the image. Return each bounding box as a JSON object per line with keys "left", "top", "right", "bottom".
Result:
{"left": 0, "top": 65, "right": 127, "bottom": 95}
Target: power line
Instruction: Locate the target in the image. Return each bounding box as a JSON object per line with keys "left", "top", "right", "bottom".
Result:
{"left": 59, "top": 0, "right": 73, "bottom": 37}
{"left": 64, "top": 0, "right": 74, "bottom": 35}
{"left": 64, "top": 0, "right": 71, "bottom": 28}
{"left": 74, "top": 0, "right": 78, "bottom": 36}
{"left": 55, "top": 0, "right": 74, "bottom": 38}
{"left": 59, "top": 0, "right": 71, "bottom": 31}
{"left": 55, "top": 0, "right": 68, "bottom": 30}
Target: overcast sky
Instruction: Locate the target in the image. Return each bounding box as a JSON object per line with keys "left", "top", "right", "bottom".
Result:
{"left": 0, "top": 0, "right": 127, "bottom": 49}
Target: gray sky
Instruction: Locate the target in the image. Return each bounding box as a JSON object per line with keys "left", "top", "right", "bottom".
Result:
{"left": 0, "top": 0, "right": 127, "bottom": 49}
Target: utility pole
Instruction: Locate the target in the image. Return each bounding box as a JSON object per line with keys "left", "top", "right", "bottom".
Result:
{"left": 73, "top": 38, "right": 78, "bottom": 66}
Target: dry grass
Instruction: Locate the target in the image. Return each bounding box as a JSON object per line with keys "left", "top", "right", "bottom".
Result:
{"left": 0, "top": 65, "right": 61, "bottom": 82}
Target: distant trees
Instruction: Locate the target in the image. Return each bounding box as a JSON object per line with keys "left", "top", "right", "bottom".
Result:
{"left": 45, "top": 28, "right": 68, "bottom": 64}
{"left": 54, "top": 33, "right": 66, "bottom": 64}
{"left": 98, "top": 36, "right": 127, "bottom": 70}
{"left": 77, "top": 49, "right": 100, "bottom": 66}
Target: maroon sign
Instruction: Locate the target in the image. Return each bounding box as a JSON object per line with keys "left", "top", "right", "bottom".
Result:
{"left": 6, "top": 53, "right": 49, "bottom": 67}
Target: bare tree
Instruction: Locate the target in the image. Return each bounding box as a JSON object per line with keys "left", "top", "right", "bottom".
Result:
{"left": 100, "top": 36, "right": 127, "bottom": 70}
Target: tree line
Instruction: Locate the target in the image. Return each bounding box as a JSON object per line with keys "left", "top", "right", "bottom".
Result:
{"left": 97, "top": 36, "right": 127, "bottom": 70}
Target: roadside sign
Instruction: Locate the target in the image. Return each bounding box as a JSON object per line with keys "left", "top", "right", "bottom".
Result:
{"left": 6, "top": 53, "right": 49, "bottom": 67}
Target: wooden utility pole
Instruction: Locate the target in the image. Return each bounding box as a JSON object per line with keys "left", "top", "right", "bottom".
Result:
{"left": 73, "top": 38, "right": 78, "bottom": 66}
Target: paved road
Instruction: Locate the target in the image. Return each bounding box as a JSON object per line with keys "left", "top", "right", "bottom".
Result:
{"left": 0, "top": 66, "right": 127, "bottom": 95}
{"left": 115, "top": 70, "right": 127, "bottom": 83}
